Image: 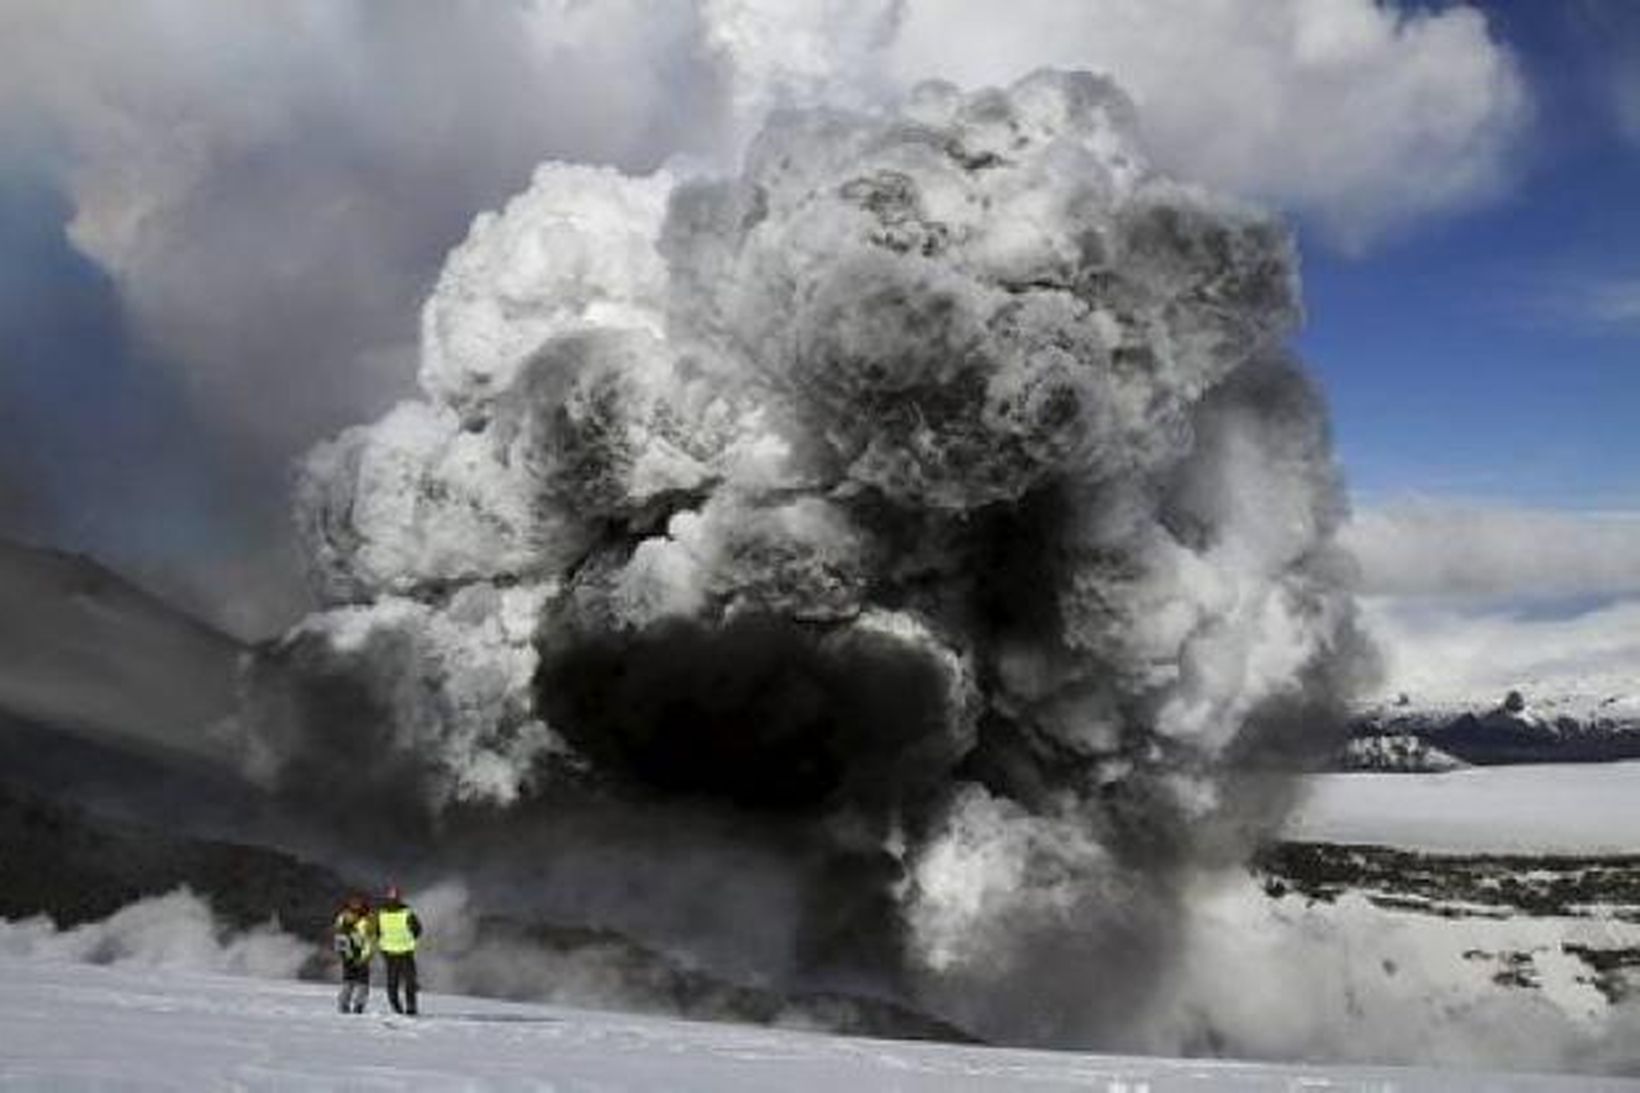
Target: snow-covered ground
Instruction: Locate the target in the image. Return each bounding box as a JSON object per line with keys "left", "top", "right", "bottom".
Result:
{"left": 0, "top": 956, "right": 1621, "bottom": 1091}
{"left": 1287, "top": 761, "right": 1640, "bottom": 853}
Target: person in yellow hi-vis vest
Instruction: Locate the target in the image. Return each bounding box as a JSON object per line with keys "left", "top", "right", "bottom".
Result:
{"left": 375, "top": 885, "right": 423, "bottom": 1016}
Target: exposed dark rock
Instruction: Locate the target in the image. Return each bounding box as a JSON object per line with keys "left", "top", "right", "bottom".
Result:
{"left": 1254, "top": 841, "right": 1640, "bottom": 921}
{"left": 1337, "top": 734, "right": 1464, "bottom": 772}
{"left": 0, "top": 782, "right": 346, "bottom": 942}
{"left": 1561, "top": 943, "right": 1640, "bottom": 1004}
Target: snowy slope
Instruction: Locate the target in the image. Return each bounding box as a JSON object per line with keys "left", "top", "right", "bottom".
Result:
{"left": 0, "top": 539, "right": 244, "bottom": 765}
{"left": 0, "top": 956, "right": 1619, "bottom": 1091}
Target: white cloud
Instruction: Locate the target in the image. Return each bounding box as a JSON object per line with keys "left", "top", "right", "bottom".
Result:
{"left": 1343, "top": 498, "right": 1640, "bottom": 706}
{"left": 0, "top": 0, "right": 1533, "bottom": 498}
{"left": 3, "top": 1, "right": 1534, "bottom": 419}
{"left": 1360, "top": 594, "right": 1640, "bottom": 706}
{"left": 1343, "top": 499, "right": 1640, "bottom": 600}
{"left": 1523, "top": 272, "right": 1640, "bottom": 335}
{"left": 879, "top": 0, "right": 1529, "bottom": 247}
{"left": 1580, "top": 278, "right": 1640, "bottom": 330}
{"left": 0, "top": 0, "right": 723, "bottom": 464}
{"left": 1, "top": 0, "right": 1533, "bottom": 428}
{"left": 0, "top": 0, "right": 725, "bottom": 632}
{"left": 700, "top": 0, "right": 1531, "bottom": 246}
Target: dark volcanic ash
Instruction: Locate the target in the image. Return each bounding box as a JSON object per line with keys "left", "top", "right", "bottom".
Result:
{"left": 247, "top": 70, "right": 1370, "bottom": 1046}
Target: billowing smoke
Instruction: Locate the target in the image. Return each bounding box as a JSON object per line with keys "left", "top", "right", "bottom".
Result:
{"left": 244, "top": 71, "right": 1370, "bottom": 1048}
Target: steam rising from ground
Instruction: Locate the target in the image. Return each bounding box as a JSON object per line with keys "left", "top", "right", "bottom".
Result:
{"left": 7, "top": 881, "right": 1637, "bottom": 1076}
{"left": 1163, "top": 878, "right": 1640, "bottom": 1075}
{"left": 0, "top": 889, "right": 308, "bottom": 980}
{"left": 249, "top": 71, "right": 1368, "bottom": 1047}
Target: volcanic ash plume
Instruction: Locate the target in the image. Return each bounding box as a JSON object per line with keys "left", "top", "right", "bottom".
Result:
{"left": 255, "top": 70, "right": 1368, "bottom": 1045}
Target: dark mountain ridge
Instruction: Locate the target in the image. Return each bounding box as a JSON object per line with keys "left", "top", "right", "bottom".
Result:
{"left": 1350, "top": 689, "right": 1640, "bottom": 767}
{"left": 0, "top": 538, "right": 245, "bottom": 765}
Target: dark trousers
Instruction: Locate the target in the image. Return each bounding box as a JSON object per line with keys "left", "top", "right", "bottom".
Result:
{"left": 337, "top": 962, "right": 369, "bottom": 1014}
{"left": 385, "top": 953, "right": 418, "bottom": 1015}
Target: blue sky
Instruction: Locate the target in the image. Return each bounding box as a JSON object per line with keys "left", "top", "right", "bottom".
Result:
{"left": 0, "top": 163, "right": 227, "bottom": 557}
{"left": 1300, "top": 0, "right": 1640, "bottom": 509}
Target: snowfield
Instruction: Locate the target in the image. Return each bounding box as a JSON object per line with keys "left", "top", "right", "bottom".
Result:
{"left": 1287, "top": 761, "right": 1640, "bottom": 854}
{"left": 0, "top": 956, "right": 1621, "bottom": 1091}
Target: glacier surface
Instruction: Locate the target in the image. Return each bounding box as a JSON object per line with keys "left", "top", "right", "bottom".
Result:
{"left": 0, "top": 955, "right": 1620, "bottom": 1091}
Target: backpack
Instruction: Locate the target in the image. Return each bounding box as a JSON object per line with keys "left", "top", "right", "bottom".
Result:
{"left": 333, "top": 912, "right": 366, "bottom": 962}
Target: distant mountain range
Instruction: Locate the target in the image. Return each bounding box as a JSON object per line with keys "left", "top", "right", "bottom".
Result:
{"left": 1346, "top": 687, "right": 1640, "bottom": 770}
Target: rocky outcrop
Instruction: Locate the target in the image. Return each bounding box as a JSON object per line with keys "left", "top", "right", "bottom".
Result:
{"left": 1337, "top": 733, "right": 1464, "bottom": 772}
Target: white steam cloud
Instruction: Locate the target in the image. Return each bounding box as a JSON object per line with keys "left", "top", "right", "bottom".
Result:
{"left": 10, "top": 881, "right": 1639, "bottom": 1076}
{"left": 1345, "top": 500, "right": 1640, "bottom": 602}
{"left": 0, "top": 889, "right": 309, "bottom": 980}
{"left": 1162, "top": 878, "right": 1640, "bottom": 1075}
{"left": 0, "top": 882, "right": 963, "bottom": 1035}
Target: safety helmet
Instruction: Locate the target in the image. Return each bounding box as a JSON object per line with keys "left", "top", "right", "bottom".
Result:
{"left": 385, "top": 884, "right": 402, "bottom": 901}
